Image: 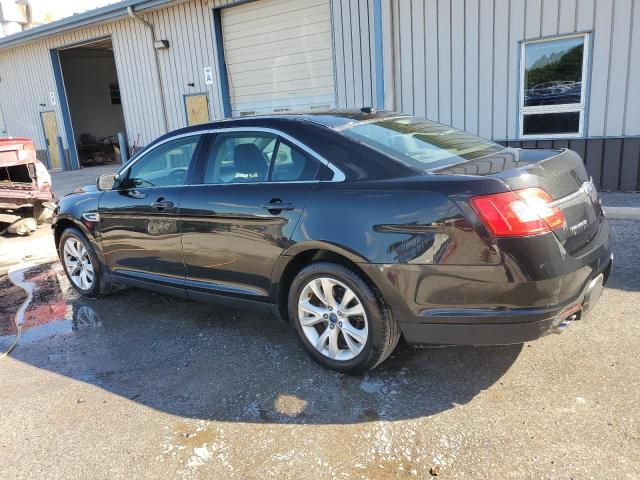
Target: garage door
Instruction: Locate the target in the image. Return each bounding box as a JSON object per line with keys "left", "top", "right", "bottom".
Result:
{"left": 221, "top": 0, "right": 336, "bottom": 116}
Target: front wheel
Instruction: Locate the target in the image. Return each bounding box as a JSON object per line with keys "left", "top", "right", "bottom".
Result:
{"left": 288, "top": 262, "right": 400, "bottom": 373}
{"left": 59, "top": 227, "right": 113, "bottom": 298}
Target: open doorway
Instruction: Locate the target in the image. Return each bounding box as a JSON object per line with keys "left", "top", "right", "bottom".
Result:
{"left": 58, "top": 37, "right": 126, "bottom": 168}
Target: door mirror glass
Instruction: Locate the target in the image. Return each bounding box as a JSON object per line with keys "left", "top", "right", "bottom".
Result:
{"left": 97, "top": 173, "right": 118, "bottom": 191}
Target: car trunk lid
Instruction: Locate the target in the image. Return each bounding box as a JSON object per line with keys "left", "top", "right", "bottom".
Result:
{"left": 436, "top": 148, "right": 602, "bottom": 253}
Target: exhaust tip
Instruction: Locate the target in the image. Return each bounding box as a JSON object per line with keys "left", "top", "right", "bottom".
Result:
{"left": 555, "top": 313, "right": 578, "bottom": 334}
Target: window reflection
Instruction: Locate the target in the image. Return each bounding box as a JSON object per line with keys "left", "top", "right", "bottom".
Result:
{"left": 524, "top": 37, "right": 584, "bottom": 107}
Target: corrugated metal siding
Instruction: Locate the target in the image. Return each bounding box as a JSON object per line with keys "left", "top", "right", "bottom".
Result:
{"left": 0, "top": 0, "right": 236, "bottom": 154}
{"left": 386, "top": 0, "right": 640, "bottom": 139}
{"left": 332, "top": 0, "right": 377, "bottom": 108}
{"left": 0, "top": 0, "right": 372, "bottom": 156}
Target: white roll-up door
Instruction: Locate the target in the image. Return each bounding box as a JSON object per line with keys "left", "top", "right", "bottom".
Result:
{"left": 221, "top": 0, "right": 336, "bottom": 116}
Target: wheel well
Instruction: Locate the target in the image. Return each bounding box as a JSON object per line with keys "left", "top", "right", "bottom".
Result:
{"left": 53, "top": 218, "right": 78, "bottom": 248}
{"left": 277, "top": 249, "right": 379, "bottom": 322}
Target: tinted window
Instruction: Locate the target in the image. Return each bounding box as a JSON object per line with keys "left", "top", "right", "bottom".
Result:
{"left": 522, "top": 112, "right": 580, "bottom": 135}
{"left": 339, "top": 116, "right": 505, "bottom": 170}
{"left": 203, "top": 133, "right": 276, "bottom": 184}
{"left": 271, "top": 141, "right": 319, "bottom": 181}
{"left": 125, "top": 135, "right": 201, "bottom": 188}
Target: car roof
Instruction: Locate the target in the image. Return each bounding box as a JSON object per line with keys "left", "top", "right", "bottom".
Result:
{"left": 162, "top": 108, "right": 404, "bottom": 139}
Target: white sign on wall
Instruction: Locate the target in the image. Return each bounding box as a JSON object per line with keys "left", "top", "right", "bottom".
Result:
{"left": 204, "top": 67, "right": 213, "bottom": 86}
{"left": 49, "top": 91, "right": 56, "bottom": 105}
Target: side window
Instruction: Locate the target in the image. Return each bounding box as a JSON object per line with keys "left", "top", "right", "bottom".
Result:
{"left": 126, "top": 135, "right": 201, "bottom": 188}
{"left": 203, "top": 133, "right": 276, "bottom": 184}
{"left": 271, "top": 141, "right": 320, "bottom": 182}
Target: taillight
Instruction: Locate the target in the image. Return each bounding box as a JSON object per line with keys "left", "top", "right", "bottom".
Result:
{"left": 470, "top": 188, "right": 565, "bottom": 237}
{"left": 22, "top": 143, "right": 36, "bottom": 152}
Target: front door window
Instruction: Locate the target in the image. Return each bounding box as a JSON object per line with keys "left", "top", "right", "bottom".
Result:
{"left": 124, "top": 135, "right": 202, "bottom": 188}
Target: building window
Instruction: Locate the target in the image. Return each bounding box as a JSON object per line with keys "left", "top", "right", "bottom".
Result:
{"left": 519, "top": 33, "right": 589, "bottom": 138}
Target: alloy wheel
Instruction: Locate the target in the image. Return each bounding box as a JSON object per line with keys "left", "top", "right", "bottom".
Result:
{"left": 63, "top": 237, "right": 94, "bottom": 291}
{"left": 297, "top": 277, "right": 369, "bottom": 361}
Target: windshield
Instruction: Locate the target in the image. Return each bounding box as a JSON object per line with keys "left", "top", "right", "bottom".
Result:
{"left": 338, "top": 116, "right": 506, "bottom": 170}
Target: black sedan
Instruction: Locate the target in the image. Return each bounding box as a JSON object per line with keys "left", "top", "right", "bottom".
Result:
{"left": 52, "top": 109, "right": 612, "bottom": 372}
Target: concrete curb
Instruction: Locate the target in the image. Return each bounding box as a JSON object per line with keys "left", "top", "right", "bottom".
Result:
{"left": 602, "top": 206, "right": 640, "bottom": 221}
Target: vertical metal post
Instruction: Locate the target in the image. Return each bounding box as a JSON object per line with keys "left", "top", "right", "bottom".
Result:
{"left": 117, "top": 132, "right": 129, "bottom": 163}
{"left": 56, "top": 136, "right": 69, "bottom": 170}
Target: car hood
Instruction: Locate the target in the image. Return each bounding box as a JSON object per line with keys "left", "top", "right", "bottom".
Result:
{"left": 66, "top": 184, "right": 99, "bottom": 196}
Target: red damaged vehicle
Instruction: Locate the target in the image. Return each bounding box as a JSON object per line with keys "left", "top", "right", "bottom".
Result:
{"left": 0, "top": 137, "right": 53, "bottom": 234}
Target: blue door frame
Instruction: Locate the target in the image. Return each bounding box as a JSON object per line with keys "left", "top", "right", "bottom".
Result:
{"left": 49, "top": 48, "right": 80, "bottom": 170}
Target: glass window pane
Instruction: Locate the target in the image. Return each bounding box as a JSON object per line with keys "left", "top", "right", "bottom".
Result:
{"left": 127, "top": 135, "right": 201, "bottom": 188}
{"left": 203, "top": 133, "right": 275, "bottom": 184}
{"left": 340, "top": 117, "right": 505, "bottom": 170}
{"left": 524, "top": 37, "right": 584, "bottom": 107}
{"left": 271, "top": 141, "right": 319, "bottom": 181}
{"left": 522, "top": 112, "right": 580, "bottom": 135}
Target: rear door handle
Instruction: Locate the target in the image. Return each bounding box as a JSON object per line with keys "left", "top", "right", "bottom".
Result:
{"left": 262, "top": 201, "right": 295, "bottom": 212}
{"left": 151, "top": 199, "right": 174, "bottom": 211}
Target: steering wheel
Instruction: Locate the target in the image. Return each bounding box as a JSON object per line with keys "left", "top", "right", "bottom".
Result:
{"left": 167, "top": 168, "right": 187, "bottom": 185}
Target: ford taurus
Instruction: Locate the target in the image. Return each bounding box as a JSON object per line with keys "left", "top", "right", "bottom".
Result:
{"left": 52, "top": 109, "right": 612, "bottom": 372}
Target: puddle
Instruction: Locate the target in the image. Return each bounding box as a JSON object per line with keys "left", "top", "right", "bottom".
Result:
{"left": 0, "top": 261, "right": 102, "bottom": 354}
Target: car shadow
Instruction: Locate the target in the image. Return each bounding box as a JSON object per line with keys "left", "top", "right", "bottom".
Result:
{"left": 3, "top": 261, "right": 522, "bottom": 425}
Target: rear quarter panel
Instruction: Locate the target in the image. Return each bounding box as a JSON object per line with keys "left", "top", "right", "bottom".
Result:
{"left": 291, "top": 177, "right": 506, "bottom": 266}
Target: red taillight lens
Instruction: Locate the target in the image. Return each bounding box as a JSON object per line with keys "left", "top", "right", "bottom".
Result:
{"left": 470, "top": 188, "right": 565, "bottom": 237}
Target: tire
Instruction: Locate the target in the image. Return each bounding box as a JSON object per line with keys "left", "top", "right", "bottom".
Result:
{"left": 288, "top": 262, "right": 400, "bottom": 373}
{"left": 58, "top": 227, "right": 114, "bottom": 298}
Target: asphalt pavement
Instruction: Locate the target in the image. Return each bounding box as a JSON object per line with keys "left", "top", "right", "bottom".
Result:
{"left": 0, "top": 219, "right": 638, "bottom": 479}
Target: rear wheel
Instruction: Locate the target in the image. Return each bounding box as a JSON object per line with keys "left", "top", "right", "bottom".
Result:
{"left": 288, "top": 262, "right": 399, "bottom": 373}
{"left": 59, "top": 227, "right": 113, "bottom": 298}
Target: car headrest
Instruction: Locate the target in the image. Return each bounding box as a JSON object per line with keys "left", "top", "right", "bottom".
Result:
{"left": 233, "top": 143, "right": 267, "bottom": 177}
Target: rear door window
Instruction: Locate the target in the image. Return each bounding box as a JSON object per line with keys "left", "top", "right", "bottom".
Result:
{"left": 203, "top": 133, "right": 276, "bottom": 184}
{"left": 270, "top": 141, "right": 320, "bottom": 182}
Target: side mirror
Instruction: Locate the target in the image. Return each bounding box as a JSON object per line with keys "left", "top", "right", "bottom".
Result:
{"left": 96, "top": 173, "right": 119, "bottom": 191}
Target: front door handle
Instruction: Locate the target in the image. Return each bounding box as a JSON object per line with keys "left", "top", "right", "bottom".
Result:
{"left": 151, "top": 198, "right": 174, "bottom": 211}
{"left": 262, "top": 200, "right": 295, "bottom": 213}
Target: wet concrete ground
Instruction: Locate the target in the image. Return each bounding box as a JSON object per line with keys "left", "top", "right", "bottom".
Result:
{"left": 0, "top": 220, "right": 639, "bottom": 479}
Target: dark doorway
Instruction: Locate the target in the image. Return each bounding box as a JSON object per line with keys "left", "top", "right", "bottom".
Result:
{"left": 58, "top": 37, "right": 126, "bottom": 168}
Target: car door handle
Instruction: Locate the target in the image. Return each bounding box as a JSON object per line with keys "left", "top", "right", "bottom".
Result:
{"left": 151, "top": 199, "right": 174, "bottom": 211}
{"left": 261, "top": 201, "right": 295, "bottom": 212}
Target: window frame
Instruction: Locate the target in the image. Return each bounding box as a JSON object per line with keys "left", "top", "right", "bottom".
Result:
{"left": 518, "top": 32, "right": 591, "bottom": 139}
{"left": 118, "top": 127, "right": 345, "bottom": 187}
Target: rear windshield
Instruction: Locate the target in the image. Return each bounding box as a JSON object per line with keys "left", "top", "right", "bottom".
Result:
{"left": 338, "top": 116, "right": 506, "bottom": 170}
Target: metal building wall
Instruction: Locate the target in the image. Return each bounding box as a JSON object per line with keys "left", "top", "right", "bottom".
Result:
{"left": 384, "top": 0, "right": 640, "bottom": 190}
{"left": 385, "top": 0, "right": 640, "bottom": 138}
{"left": 0, "top": 0, "right": 374, "bottom": 164}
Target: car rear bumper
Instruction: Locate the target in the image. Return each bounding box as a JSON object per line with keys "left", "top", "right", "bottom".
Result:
{"left": 361, "top": 218, "right": 613, "bottom": 346}
{"left": 399, "top": 264, "right": 610, "bottom": 345}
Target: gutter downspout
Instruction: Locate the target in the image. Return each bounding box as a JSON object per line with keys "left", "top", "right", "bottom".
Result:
{"left": 127, "top": 6, "right": 169, "bottom": 134}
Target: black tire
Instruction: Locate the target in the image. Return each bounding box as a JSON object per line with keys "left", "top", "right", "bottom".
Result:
{"left": 288, "top": 262, "right": 400, "bottom": 373}
{"left": 58, "top": 227, "right": 114, "bottom": 298}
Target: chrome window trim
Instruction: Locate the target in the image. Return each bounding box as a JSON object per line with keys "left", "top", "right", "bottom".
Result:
{"left": 117, "top": 127, "right": 346, "bottom": 184}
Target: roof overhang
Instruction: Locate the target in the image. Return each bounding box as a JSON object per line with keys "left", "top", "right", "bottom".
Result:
{"left": 0, "top": 0, "right": 177, "bottom": 50}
